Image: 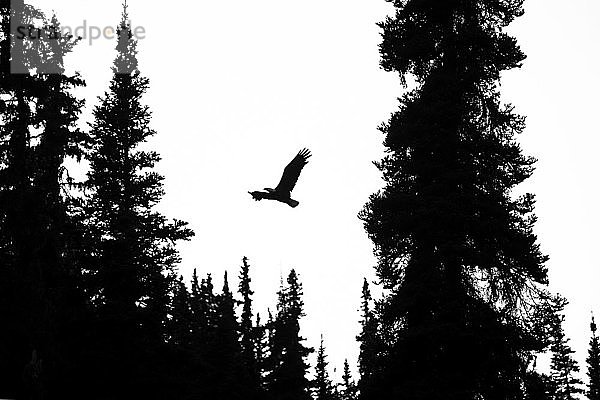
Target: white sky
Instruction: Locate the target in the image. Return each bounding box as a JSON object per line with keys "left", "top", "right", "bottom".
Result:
{"left": 29, "top": 0, "right": 600, "bottom": 383}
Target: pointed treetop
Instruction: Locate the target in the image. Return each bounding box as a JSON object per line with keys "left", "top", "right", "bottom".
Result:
{"left": 360, "top": 278, "right": 372, "bottom": 323}
{"left": 223, "top": 271, "right": 230, "bottom": 294}
{"left": 239, "top": 257, "right": 253, "bottom": 294}
{"left": 113, "top": 0, "right": 138, "bottom": 75}
{"left": 204, "top": 273, "right": 214, "bottom": 296}
{"left": 587, "top": 311, "right": 600, "bottom": 400}
{"left": 191, "top": 268, "right": 199, "bottom": 289}
{"left": 121, "top": 0, "right": 129, "bottom": 26}
{"left": 362, "top": 278, "right": 371, "bottom": 299}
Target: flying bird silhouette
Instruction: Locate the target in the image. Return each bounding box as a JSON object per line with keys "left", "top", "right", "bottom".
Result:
{"left": 249, "top": 148, "right": 312, "bottom": 208}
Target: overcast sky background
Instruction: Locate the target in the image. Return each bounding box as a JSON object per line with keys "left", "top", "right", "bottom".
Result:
{"left": 30, "top": 0, "right": 599, "bottom": 381}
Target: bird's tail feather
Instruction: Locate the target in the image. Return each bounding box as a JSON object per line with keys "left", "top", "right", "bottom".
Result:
{"left": 287, "top": 199, "right": 300, "bottom": 208}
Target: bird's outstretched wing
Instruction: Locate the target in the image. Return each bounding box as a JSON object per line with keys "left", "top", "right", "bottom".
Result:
{"left": 275, "top": 148, "right": 311, "bottom": 194}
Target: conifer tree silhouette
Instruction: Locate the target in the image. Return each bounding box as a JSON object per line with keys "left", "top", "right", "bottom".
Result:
{"left": 266, "top": 270, "right": 312, "bottom": 400}
{"left": 212, "top": 271, "right": 246, "bottom": 399}
{"left": 587, "top": 315, "right": 600, "bottom": 400}
{"left": 189, "top": 268, "right": 203, "bottom": 338}
{"left": 548, "top": 299, "right": 583, "bottom": 400}
{"left": 189, "top": 268, "right": 217, "bottom": 359}
{"left": 83, "top": 2, "right": 192, "bottom": 396}
{"left": 0, "top": 2, "right": 89, "bottom": 397}
{"left": 184, "top": 269, "right": 221, "bottom": 398}
{"left": 313, "top": 335, "right": 337, "bottom": 400}
{"left": 238, "top": 257, "right": 263, "bottom": 399}
{"left": 198, "top": 273, "right": 218, "bottom": 344}
{"left": 356, "top": 279, "right": 380, "bottom": 399}
{"left": 340, "top": 359, "right": 358, "bottom": 400}
{"left": 199, "top": 274, "right": 218, "bottom": 343}
{"left": 360, "top": 1, "right": 552, "bottom": 398}
{"left": 522, "top": 293, "right": 563, "bottom": 400}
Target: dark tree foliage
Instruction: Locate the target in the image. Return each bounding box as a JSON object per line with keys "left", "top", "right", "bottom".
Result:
{"left": 521, "top": 294, "right": 566, "bottom": 400}
{"left": 0, "top": 1, "right": 327, "bottom": 399}
{"left": 360, "top": 1, "right": 550, "bottom": 399}
{"left": 190, "top": 269, "right": 218, "bottom": 351}
{"left": 548, "top": 300, "right": 583, "bottom": 400}
{"left": 1, "top": 0, "right": 581, "bottom": 399}
{"left": 238, "top": 256, "right": 262, "bottom": 398}
{"left": 172, "top": 269, "right": 228, "bottom": 399}
{"left": 189, "top": 268, "right": 204, "bottom": 341}
{"left": 255, "top": 312, "right": 268, "bottom": 386}
{"left": 210, "top": 271, "right": 247, "bottom": 399}
{"left": 340, "top": 359, "right": 358, "bottom": 400}
{"left": 266, "top": 270, "right": 313, "bottom": 400}
{"left": 83, "top": 4, "right": 193, "bottom": 397}
{"left": 264, "top": 308, "right": 277, "bottom": 384}
{"left": 524, "top": 370, "right": 553, "bottom": 400}
{"left": 0, "top": 2, "right": 89, "bottom": 398}
{"left": 313, "top": 336, "right": 337, "bottom": 400}
{"left": 169, "top": 275, "right": 193, "bottom": 347}
{"left": 588, "top": 315, "right": 600, "bottom": 400}
{"left": 356, "top": 278, "right": 381, "bottom": 398}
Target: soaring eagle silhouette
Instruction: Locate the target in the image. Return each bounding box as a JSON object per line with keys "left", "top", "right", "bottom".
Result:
{"left": 249, "top": 148, "right": 311, "bottom": 208}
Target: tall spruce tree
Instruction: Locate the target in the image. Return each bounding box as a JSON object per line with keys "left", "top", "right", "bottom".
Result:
{"left": 238, "top": 256, "right": 262, "bottom": 397}
{"left": 84, "top": 3, "right": 192, "bottom": 395}
{"left": 356, "top": 279, "right": 379, "bottom": 399}
{"left": 586, "top": 315, "right": 600, "bottom": 400}
{"left": 213, "top": 272, "right": 246, "bottom": 398}
{"left": 360, "top": 1, "right": 550, "bottom": 399}
{"left": 266, "top": 270, "right": 312, "bottom": 400}
{"left": 549, "top": 306, "right": 583, "bottom": 400}
{"left": 32, "top": 18, "right": 92, "bottom": 392}
{"left": 523, "top": 293, "right": 565, "bottom": 400}
{"left": 313, "top": 335, "right": 336, "bottom": 400}
{"left": 588, "top": 315, "right": 600, "bottom": 400}
{"left": 340, "top": 359, "right": 358, "bottom": 400}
